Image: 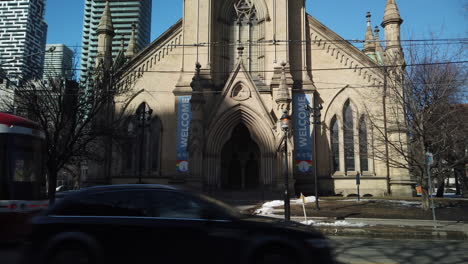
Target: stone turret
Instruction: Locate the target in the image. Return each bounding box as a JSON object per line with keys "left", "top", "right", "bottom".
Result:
{"left": 275, "top": 61, "right": 292, "bottom": 110}
{"left": 374, "top": 26, "right": 386, "bottom": 65}
{"left": 187, "top": 62, "right": 205, "bottom": 188}
{"left": 381, "top": 0, "right": 404, "bottom": 65}
{"left": 363, "top": 12, "right": 376, "bottom": 58}
{"left": 96, "top": 0, "right": 115, "bottom": 69}
{"left": 126, "top": 23, "right": 138, "bottom": 59}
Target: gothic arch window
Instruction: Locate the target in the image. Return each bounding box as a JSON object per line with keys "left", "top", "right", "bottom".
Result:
{"left": 343, "top": 100, "right": 355, "bottom": 172}
{"left": 223, "top": 0, "right": 265, "bottom": 81}
{"left": 359, "top": 116, "right": 369, "bottom": 172}
{"left": 330, "top": 116, "right": 340, "bottom": 173}
{"left": 124, "top": 118, "right": 137, "bottom": 173}
{"left": 123, "top": 102, "right": 162, "bottom": 178}
{"left": 150, "top": 117, "right": 162, "bottom": 174}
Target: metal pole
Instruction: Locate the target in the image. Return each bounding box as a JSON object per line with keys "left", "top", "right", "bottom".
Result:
{"left": 313, "top": 123, "right": 319, "bottom": 210}
{"left": 284, "top": 131, "right": 291, "bottom": 220}
{"left": 383, "top": 66, "right": 391, "bottom": 195}
{"left": 356, "top": 171, "right": 361, "bottom": 202}
{"left": 427, "top": 164, "right": 437, "bottom": 229}
{"left": 313, "top": 93, "right": 320, "bottom": 210}
{"left": 138, "top": 113, "right": 145, "bottom": 184}
{"left": 105, "top": 73, "right": 113, "bottom": 185}
{"left": 357, "top": 184, "right": 360, "bottom": 202}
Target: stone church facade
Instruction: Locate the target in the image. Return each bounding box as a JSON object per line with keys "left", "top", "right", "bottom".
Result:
{"left": 89, "top": 0, "right": 415, "bottom": 197}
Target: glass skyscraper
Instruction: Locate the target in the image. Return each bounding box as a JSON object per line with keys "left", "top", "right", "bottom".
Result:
{"left": 0, "top": 0, "right": 48, "bottom": 83}
{"left": 43, "top": 44, "right": 74, "bottom": 80}
{"left": 79, "top": 0, "right": 152, "bottom": 81}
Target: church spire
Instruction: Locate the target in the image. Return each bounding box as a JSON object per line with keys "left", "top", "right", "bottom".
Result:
{"left": 97, "top": 0, "right": 114, "bottom": 33}
{"left": 363, "top": 12, "right": 376, "bottom": 56}
{"left": 126, "top": 22, "right": 138, "bottom": 59}
{"left": 96, "top": 0, "right": 115, "bottom": 68}
{"left": 374, "top": 26, "right": 385, "bottom": 65}
{"left": 382, "top": 0, "right": 403, "bottom": 27}
{"left": 112, "top": 34, "right": 127, "bottom": 70}
{"left": 381, "top": 0, "right": 404, "bottom": 65}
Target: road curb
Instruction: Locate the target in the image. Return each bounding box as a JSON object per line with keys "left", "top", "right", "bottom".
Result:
{"left": 262, "top": 214, "right": 468, "bottom": 240}
{"left": 315, "top": 226, "right": 467, "bottom": 241}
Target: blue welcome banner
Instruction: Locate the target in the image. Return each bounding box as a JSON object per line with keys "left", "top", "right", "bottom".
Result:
{"left": 176, "top": 96, "right": 192, "bottom": 173}
{"left": 293, "top": 93, "right": 313, "bottom": 173}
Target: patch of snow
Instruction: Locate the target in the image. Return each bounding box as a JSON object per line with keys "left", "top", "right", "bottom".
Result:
{"left": 255, "top": 200, "right": 284, "bottom": 215}
{"left": 262, "top": 200, "right": 284, "bottom": 207}
{"left": 337, "top": 199, "right": 371, "bottom": 202}
{"left": 254, "top": 207, "right": 275, "bottom": 215}
{"left": 301, "top": 220, "right": 368, "bottom": 227}
{"left": 383, "top": 200, "right": 421, "bottom": 207}
{"left": 292, "top": 196, "right": 317, "bottom": 204}
{"left": 254, "top": 197, "right": 318, "bottom": 215}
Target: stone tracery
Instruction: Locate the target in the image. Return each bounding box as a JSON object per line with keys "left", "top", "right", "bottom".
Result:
{"left": 234, "top": 0, "right": 257, "bottom": 22}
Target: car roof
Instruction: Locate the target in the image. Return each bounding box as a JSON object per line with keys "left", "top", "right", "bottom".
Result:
{"left": 77, "top": 184, "right": 180, "bottom": 194}
{"left": 52, "top": 184, "right": 187, "bottom": 203}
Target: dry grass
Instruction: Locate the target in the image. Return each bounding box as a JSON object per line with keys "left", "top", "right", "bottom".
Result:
{"left": 252, "top": 197, "right": 468, "bottom": 221}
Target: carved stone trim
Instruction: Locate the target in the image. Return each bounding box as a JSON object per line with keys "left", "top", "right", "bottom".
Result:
{"left": 231, "top": 84, "right": 251, "bottom": 101}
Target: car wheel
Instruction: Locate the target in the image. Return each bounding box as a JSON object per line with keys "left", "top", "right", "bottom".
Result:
{"left": 48, "top": 243, "right": 94, "bottom": 264}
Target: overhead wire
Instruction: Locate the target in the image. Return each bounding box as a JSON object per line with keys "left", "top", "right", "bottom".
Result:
{"left": 63, "top": 37, "right": 468, "bottom": 49}
{"left": 31, "top": 60, "right": 467, "bottom": 74}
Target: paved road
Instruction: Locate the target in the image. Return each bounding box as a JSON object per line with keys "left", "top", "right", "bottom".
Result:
{"left": 329, "top": 237, "right": 468, "bottom": 264}
{"left": 2, "top": 237, "right": 467, "bottom": 264}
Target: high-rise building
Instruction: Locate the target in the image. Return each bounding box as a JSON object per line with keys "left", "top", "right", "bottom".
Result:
{"left": 0, "top": 0, "right": 48, "bottom": 83}
{"left": 79, "top": 0, "right": 152, "bottom": 80}
{"left": 43, "top": 44, "right": 74, "bottom": 80}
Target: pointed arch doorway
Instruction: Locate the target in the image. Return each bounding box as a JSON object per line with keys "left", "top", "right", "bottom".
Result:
{"left": 221, "top": 123, "right": 260, "bottom": 190}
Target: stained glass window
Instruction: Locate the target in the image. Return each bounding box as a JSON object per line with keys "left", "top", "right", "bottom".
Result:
{"left": 331, "top": 116, "right": 340, "bottom": 173}
{"left": 343, "top": 101, "right": 355, "bottom": 172}
{"left": 359, "top": 117, "right": 369, "bottom": 172}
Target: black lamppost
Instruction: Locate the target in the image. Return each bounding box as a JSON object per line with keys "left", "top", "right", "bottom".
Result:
{"left": 305, "top": 93, "right": 323, "bottom": 210}
{"left": 280, "top": 109, "right": 291, "bottom": 221}
{"left": 136, "top": 103, "right": 153, "bottom": 184}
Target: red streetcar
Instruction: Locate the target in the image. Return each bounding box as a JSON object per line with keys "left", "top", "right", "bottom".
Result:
{"left": 0, "top": 112, "right": 48, "bottom": 212}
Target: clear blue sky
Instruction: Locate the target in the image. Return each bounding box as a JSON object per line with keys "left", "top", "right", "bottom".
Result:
{"left": 45, "top": 0, "right": 467, "bottom": 58}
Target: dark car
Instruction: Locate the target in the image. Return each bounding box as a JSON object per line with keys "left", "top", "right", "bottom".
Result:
{"left": 22, "top": 185, "right": 335, "bottom": 264}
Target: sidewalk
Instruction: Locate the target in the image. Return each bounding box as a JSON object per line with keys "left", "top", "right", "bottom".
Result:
{"left": 263, "top": 213, "right": 468, "bottom": 240}
{"left": 232, "top": 202, "right": 468, "bottom": 241}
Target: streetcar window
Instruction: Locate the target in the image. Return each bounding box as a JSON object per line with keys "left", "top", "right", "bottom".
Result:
{"left": 1, "top": 134, "right": 46, "bottom": 200}
{"left": 0, "top": 134, "right": 7, "bottom": 199}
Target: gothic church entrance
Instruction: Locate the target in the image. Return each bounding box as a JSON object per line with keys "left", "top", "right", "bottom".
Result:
{"left": 221, "top": 124, "right": 260, "bottom": 190}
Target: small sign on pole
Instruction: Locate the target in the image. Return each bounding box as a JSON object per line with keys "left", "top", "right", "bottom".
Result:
{"left": 300, "top": 193, "right": 307, "bottom": 222}
{"left": 425, "top": 152, "right": 434, "bottom": 166}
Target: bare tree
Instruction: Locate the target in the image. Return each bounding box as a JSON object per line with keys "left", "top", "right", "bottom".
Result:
{"left": 433, "top": 104, "right": 468, "bottom": 197}
{"left": 8, "top": 64, "right": 137, "bottom": 204}
{"left": 368, "top": 39, "right": 467, "bottom": 210}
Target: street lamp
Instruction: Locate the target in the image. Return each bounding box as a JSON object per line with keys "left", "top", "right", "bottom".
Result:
{"left": 280, "top": 109, "right": 291, "bottom": 220}
{"left": 305, "top": 94, "right": 323, "bottom": 210}
{"left": 136, "top": 103, "right": 153, "bottom": 184}
{"left": 312, "top": 93, "right": 323, "bottom": 210}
